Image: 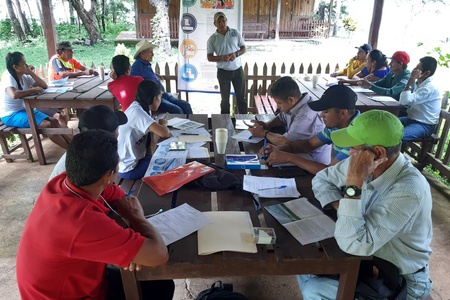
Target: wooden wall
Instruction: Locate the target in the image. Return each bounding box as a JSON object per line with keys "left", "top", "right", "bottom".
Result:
{"left": 135, "top": 0, "right": 315, "bottom": 23}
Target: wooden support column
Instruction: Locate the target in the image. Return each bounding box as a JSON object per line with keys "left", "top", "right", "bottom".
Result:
{"left": 40, "top": 0, "right": 57, "bottom": 60}
{"left": 275, "top": 0, "right": 281, "bottom": 41}
{"left": 368, "top": 0, "right": 384, "bottom": 49}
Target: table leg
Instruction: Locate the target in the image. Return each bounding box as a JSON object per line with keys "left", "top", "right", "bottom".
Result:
{"left": 120, "top": 269, "right": 142, "bottom": 299}
{"left": 24, "top": 101, "right": 46, "bottom": 165}
{"left": 336, "top": 259, "right": 360, "bottom": 300}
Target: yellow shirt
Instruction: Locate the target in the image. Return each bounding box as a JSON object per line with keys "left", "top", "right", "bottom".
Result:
{"left": 337, "top": 57, "right": 366, "bottom": 79}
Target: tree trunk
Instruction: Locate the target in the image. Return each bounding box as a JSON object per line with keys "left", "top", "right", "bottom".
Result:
{"left": 101, "top": 0, "right": 105, "bottom": 31}
{"left": 14, "top": 0, "right": 32, "bottom": 35}
{"left": 34, "top": 0, "right": 45, "bottom": 32}
{"left": 68, "top": 0, "right": 76, "bottom": 25}
{"left": 68, "top": 0, "right": 103, "bottom": 44}
{"left": 332, "top": 0, "right": 341, "bottom": 36}
{"left": 149, "top": 0, "right": 171, "bottom": 53}
{"left": 6, "top": 0, "right": 26, "bottom": 40}
{"left": 368, "top": 0, "right": 384, "bottom": 49}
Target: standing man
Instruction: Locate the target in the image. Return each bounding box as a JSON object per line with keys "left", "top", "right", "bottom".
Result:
{"left": 47, "top": 41, "right": 98, "bottom": 81}
{"left": 298, "top": 110, "right": 433, "bottom": 299}
{"left": 359, "top": 51, "right": 411, "bottom": 102}
{"left": 248, "top": 76, "right": 330, "bottom": 164}
{"left": 130, "top": 40, "right": 193, "bottom": 114}
{"left": 399, "top": 56, "right": 441, "bottom": 141}
{"left": 262, "top": 85, "right": 360, "bottom": 175}
{"left": 207, "top": 12, "right": 247, "bottom": 114}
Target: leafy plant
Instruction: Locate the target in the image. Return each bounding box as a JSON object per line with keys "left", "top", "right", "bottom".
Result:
{"left": 417, "top": 42, "right": 450, "bottom": 68}
{"left": 425, "top": 165, "right": 450, "bottom": 187}
{"left": 0, "top": 19, "right": 12, "bottom": 40}
{"left": 342, "top": 17, "right": 357, "bottom": 33}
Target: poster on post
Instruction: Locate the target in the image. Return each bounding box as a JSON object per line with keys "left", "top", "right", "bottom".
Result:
{"left": 178, "top": 0, "right": 243, "bottom": 93}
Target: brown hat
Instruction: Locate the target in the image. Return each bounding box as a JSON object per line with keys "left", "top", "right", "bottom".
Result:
{"left": 56, "top": 41, "right": 73, "bottom": 52}
{"left": 134, "top": 40, "right": 158, "bottom": 59}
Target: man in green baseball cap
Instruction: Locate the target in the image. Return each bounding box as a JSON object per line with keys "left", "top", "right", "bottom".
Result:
{"left": 298, "top": 110, "right": 433, "bottom": 299}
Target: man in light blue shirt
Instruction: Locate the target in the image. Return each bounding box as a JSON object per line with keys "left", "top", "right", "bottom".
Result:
{"left": 399, "top": 56, "right": 441, "bottom": 141}
{"left": 207, "top": 12, "right": 247, "bottom": 114}
{"left": 298, "top": 110, "right": 433, "bottom": 299}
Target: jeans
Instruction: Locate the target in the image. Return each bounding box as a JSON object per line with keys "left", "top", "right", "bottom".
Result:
{"left": 105, "top": 266, "right": 174, "bottom": 300}
{"left": 118, "top": 154, "right": 152, "bottom": 180}
{"left": 297, "top": 265, "right": 432, "bottom": 300}
{"left": 400, "top": 117, "right": 435, "bottom": 142}
{"left": 157, "top": 92, "right": 193, "bottom": 114}
{"left": 217, "top": 67, "right": 247, "bottom": 114}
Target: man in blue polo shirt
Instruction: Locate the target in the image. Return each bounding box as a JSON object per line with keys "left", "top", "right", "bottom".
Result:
{"left": 263, "top": 85, "right": 360, "bottom": 174}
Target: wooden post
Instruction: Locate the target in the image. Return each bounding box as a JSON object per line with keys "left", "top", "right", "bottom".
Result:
{"left": 275, "top": 0, "right": 281, "bottom": 41}
{"left": 40, "top": 0, "right": 57, "bottom": 60}
{"left": 368, "top": 0, "right": 384, "bottom": 49}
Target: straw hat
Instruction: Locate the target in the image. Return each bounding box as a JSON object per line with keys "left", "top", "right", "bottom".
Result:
{"left": 134, "top": 40, "right": 158, "bottom": 59}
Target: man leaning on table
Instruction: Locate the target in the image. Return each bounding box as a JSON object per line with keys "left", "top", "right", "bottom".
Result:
{"left": 262, "top": 85, "right": 360, "bottom": 174}
{"left": 298, "top": 110, "right": 432, "bottom": 300}
{"left": 17, "top": 130, "right": 175, "bottom": 300}
{"left": 399, "top": 56, "right": 441, "bottom": 142}
{"left": 330, "top": 43, "right": 372, "bottom": 79}
{"left": 248, "top": 76, "right": 331, "bottom": 164}
{"left": 48, "top": 41, "right": 98, "bottom": 81}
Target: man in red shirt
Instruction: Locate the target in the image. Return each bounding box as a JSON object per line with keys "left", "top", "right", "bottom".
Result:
{"left": 108, "top": 54, "right": 144, "bottom": 111}
{"left": 48, "top": 41, "right": 98, "bottom": 81}
{"left": 16, "top": 130, "right": 174, "bottom": 299}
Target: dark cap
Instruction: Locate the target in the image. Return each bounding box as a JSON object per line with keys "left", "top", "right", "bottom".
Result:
{"left": 214, "top": 12, "right": 226, "bottom": 22}
{"left": 56, "top": 41, "right": 73, "bottom": 51}
{"left": 78, "top": 105, "right": 127, "bottom": 133}
{"left": 308, "top": 85, "right": 357, "bottom": 111}
{"left": 388, "top": 51, "right": 410, "bottom": 65}
{"left": 356, "top": 43, "right": 372, "bottom": 53}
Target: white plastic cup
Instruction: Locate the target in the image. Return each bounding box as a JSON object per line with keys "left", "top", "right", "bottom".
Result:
{"left": 215, "top": 128, "right": 228, "bottom": 155}
{"left": 312, "top": 74, "right": 319, "bottom": 88}
{"left": 99, "top": 66, "right": 105, "bottom": 81}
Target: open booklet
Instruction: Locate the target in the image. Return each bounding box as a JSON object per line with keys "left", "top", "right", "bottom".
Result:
{"left": 198, "top": 211, "right": 257, "bottom": 255}
{"left": 265, "top": 198, "right": 335, "bottom": 245}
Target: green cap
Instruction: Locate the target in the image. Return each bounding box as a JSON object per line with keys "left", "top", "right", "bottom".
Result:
{"left": 331, "top": 110, "right": 403, "bottom": 147}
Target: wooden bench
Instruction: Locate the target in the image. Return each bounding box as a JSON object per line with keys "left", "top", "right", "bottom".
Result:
{"left": 243, "top": 23, "right": 266, "bottom": 40}
{"left": 0, "top": 121, "right": 34, "bottom": 162}
{"left": 253, "top": 94, "right": 278, "bottom": 114}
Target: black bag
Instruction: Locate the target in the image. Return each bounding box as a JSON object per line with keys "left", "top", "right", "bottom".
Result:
{"left": 355, "top": 257, "right": 407, "bottom": 300}
{"left": 195, "top": 281, "right": 247, "bottom": 300}
{"left": 186, "top": 164, "right": 242, "bottom": 191}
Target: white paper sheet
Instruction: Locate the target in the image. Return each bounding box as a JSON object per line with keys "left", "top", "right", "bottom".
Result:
{"left": 198, "top": 211, "right": 257, "bottom": 255}
{"left": 145, "top": 144, "right": 188, "bottom": 176}
{"left": 231, "top": 130, "right": 264, "bottom": 143}
{"left": 187, "top": 147, "right": 210, "bottom": 159}
{"left": 271, "top": 153, "right": 312, "bottom": 167}
{"left": 44, "top": 87, "right": 72, "bottom": 93}
{"left": 369, "top": 96, "right": 398, "bottom": 102}
{"left": 243, "top": 175, "right": 300, "bottom": 198}
{"left": 167, "top": 117, "right": 204, "bottom": 130}
{"left": 350, "top": 86, "right": 375, "bottom": 93}
{"left": 147, "top": 203, "right": 212, "bottom": 246}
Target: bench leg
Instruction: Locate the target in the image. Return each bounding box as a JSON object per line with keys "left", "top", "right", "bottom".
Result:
{"left": 18, "top": 133, "right": 34, "bottom": 162}
{"left": 0, "top": 132, "right": 13, "bottom": 163}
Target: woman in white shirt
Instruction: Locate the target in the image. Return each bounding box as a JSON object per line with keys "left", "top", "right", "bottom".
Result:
{"left": 118, "top": 80, "right": 170, "bottom": 180}
{"left": 0, "top": 52, "right": 71, "bottom": 148}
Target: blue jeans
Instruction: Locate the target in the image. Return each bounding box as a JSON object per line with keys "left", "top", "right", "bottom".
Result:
{"left": 157, "top": 92, "right": 192, "bottom": 114}
{"left": 400, "top": 117, "right": 435, "bottom": 142}
{"left": 217, "top": 67, "right": 247, "bottom": 114}
{"left": 297, "top": 265, "right": 432, "bottom": 300}
{"left": 118, "top": 154, "right": 152, "bottom": 180}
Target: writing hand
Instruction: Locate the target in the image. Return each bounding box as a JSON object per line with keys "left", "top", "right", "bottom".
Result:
{"left": 158, "top": 118, "right": 168, "bottom": 126}
{"left": 260, "top": 143, "right": 276, "bottom": 156}
{"left": 247, "top": 122, "right": 266, "bottom": 137}
{"left": 265, "top": 149, "right": 289, "bottom": 166}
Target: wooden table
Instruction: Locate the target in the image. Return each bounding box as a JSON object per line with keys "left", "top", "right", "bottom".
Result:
{"left": 120, "top": 114, "right": 367, "bottom": 300}
{"left": 23, "top": 76, "right": 115, "bottom": 165}
{"left": 296, "top": 76, "right": 402, "bottom": 115}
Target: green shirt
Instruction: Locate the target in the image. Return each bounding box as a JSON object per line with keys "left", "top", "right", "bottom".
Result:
{"left": 370, "top": 69, "right": 411, "bottom": 100}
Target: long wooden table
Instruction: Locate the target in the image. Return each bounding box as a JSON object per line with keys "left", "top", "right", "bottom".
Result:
{"left": 120, "top": 114, "right": 368, "bottom": 300}
{"left": 23, "top": 76, "right": 115, "bottom": 165}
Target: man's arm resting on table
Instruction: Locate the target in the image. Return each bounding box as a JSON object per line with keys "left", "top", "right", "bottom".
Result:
{"left": 116, "top": 196, "right": 169, "bottom": 267}
{"left": 265, "top": 131, "right": 291, "bottom": 146}
{"left": 289, "top": 135, "right": 324, "bottom": 153}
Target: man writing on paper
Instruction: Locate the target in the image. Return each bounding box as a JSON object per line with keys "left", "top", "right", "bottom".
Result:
{"left": 248, "top": 76, "right": 331, "bottom": 164}
{"left": 17, "top": 130, "right": 174, "bottom": 299}
{"left": 298, "top": 110, "right": 432, "bottom": 299}
{"left": 399, "top": 56, "right": 441, "bottom": 141}
{"left": 262, "top": 85, "right": 360, "bottom": 174}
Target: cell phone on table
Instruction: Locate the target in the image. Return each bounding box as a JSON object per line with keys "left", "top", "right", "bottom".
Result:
{"left": 169, "top": 141, "right": 186, "bottom": 151}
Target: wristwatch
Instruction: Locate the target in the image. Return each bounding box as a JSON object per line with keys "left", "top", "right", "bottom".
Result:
{"left": 235, "top": 51, "right": 240, "bottom": 57}
{"left": 264, "top": 131, "right": 269, "bottom": 139}
{"left": 342, "top": 186, "right": 362, "bottom": 198}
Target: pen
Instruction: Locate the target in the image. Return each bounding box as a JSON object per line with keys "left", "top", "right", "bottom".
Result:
{"left": 181, "top": 133, "right": 199, "bottom": 135}
{"left": 164, "top": 158, "right": 176, "bottom": 171}
{"left": 248, "top": 135, "right": 253, "bottom": 139}
{"left": 258, "top": 185, "right": 287, "bottom": 191}
{"left": 125, "top": 189, "right": 135, "bottom": 197}
{"left": 262, "top": 137, "right": 268, "bottom": 160}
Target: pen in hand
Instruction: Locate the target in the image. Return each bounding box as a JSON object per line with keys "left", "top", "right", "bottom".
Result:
{"left": 262, "top": 137, "right": 268, "bottom": 160}
{"left": 125, "top": 189, "right": 135, "bottom": 197}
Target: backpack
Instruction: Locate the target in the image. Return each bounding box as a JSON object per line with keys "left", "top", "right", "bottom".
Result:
{"left": 195, "top": 281, "right": 248, "bottom": 300}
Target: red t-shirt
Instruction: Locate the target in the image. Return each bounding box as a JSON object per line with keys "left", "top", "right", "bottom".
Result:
{"left": 108, "top": 75, "right": 144, "bottom": 111}
{"left": 16, "top": 173, "right": 145, "bottom": 300}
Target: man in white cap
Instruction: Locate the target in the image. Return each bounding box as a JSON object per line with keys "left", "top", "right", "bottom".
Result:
{"left": 298, "top": 110, "right": 433, "bottom": 299}
{"left": 207, "top": 12, "right": 247, "bottom": 114}
{"left": 130, "top": 40, "right": 192, "bottom": 114}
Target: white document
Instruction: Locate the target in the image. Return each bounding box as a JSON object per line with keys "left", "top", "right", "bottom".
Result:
{"left": 265, "top": 198, "right": 335, "bottom": 245}
{"left": 350, "top": 86, "right": 375, "bottom": 93}
{"left": 188, "top": 147, "right": 210, "bottom": 159}
{"left": 178, "top": 135, "right": 212, "bottom": 143}
{"left": 77, "top": 75, "right": 95, "bottom": 78}
{"left": 44, "top": 87, "right": 72, "bottom": 93}
{"left": 243, "top": 175, "right": 300, "bottom": 198}
{"left": 198, "top": 211, "right": 257, "bottom": 255}
{"left": 171, "top": 127, "right": 211, "bottom": 137}
{"left": 145, "top": 144, "right": 188, "bottom": 176}
{"left": 271, "top": 153, "right": 312, "bottom": 167}
{"left": 369, "top": 96, "right": 398, "bottom": 102}
{"left": 167, "top": 117, "right": 204, "bottom": 130}
{"left": 147, "top": 203, "right": 212, "bottom": 246}
{"left": 231, "top": 130, "right": 264, "bottom": 143}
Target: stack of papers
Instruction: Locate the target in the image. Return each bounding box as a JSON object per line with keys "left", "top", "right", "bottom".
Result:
{"left": 265, "top": 198, "right": 335, "bottom": 245}
{"left": 226, "top": 154, "right": 264, "bottom": 170}
{"left": 243, "top": 175, "right": 300, "bottom": 198}
{"left": 231, "top": 130, "right": 263, "bottom": 143}
{"left": 369, "top": 96, "right": 398, "bottom": 102}
{"left": 350, "top": 86, "right": 375, "bottom": 93}
{"left": 198, "top": 211, "right": 257, "bottom": 255}
{"left": 167, "top": 117, "right": 204, "bottom": 130}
